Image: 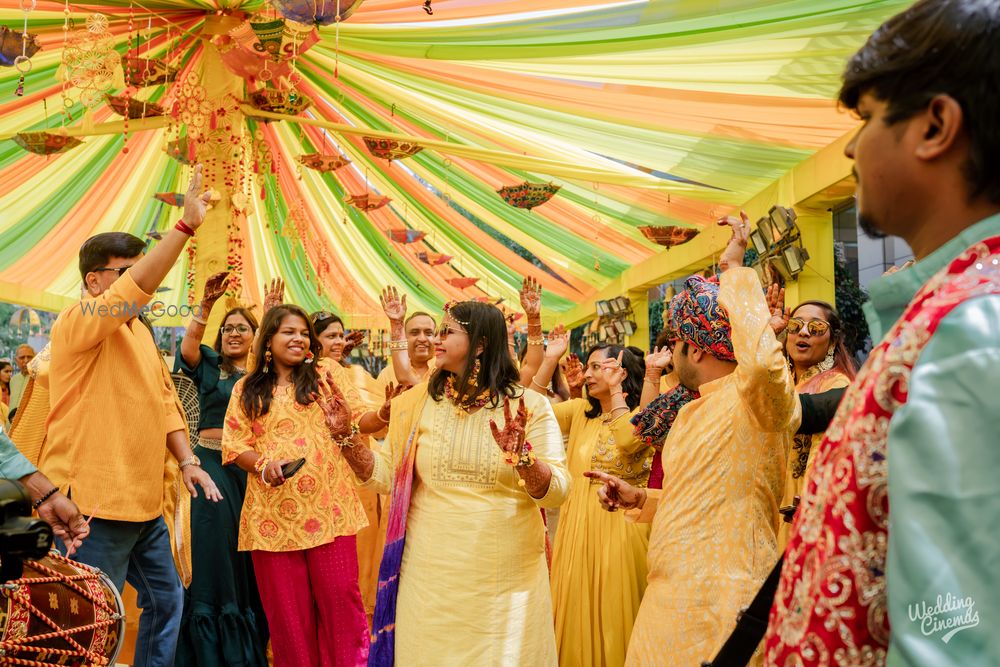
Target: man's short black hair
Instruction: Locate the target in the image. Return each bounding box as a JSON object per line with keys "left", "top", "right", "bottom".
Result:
{"left": 79, "top": 232, "right": 145, "bottom": 280}
{"left": 839, "top": 0, "right": 1000, "bottom": 204}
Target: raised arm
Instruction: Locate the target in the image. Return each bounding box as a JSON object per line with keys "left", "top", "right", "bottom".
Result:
{"left": 517, "top": 277, "right": 545, "bottom": 385}
{"left": 380, "top": 286, "right": 422, "bottom": 386}
{"left": 640, "top": 346, "right": 672, "bottom": 408}
{"left": 529, "top": 324, "right": 568, "bottom": 393}
{"left": 180, "top": 271, "right": 229, "bottom": 370}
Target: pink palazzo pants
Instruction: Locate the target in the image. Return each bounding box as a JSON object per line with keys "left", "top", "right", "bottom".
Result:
{"left": 252, "top": 536, "right": 369, "bottom": 667}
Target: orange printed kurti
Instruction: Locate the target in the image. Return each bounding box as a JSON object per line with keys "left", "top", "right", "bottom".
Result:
{"left": 222, "top": 359, "right": 368, "bottom": 552}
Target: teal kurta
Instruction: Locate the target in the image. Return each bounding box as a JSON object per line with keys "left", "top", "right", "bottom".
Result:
{"left": 866, "top": 213, "right": 1000, "bottom": 666}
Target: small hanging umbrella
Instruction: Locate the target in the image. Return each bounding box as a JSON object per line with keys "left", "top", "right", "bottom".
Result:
{"left": 363, "top": 136, "right": 423, "bottom": 162}
{"left": 0, "top": 26, "right": 40, "bottom": 67}
{"left": 248, "top": 87, "right": 312, "bottom": 116}
{"left": 387, "top": 229, "right": 425, "bottom": 243}
{"left": 416, "top": 251, "right": 452, "bottom": 265}
{"left": 345, "top": 193, "right": 390, "bottom": 211}
{"left": 13, "top": 132, "right": 82, "bottom": 155}
{"left": 447, "top": 277, "right": 479, "bottom": 290}
{"left": 105, "top": 94, "right": 165, "bottom": 119}
{"left": 270, "top": 0, "right": 365, "bottom": 26}
{"left": 637, "top": 225, "right": 700, "bottom": 248}
{"left": 121, "top": 55, "right": 177, "bottom": 87}
{"left": 497, "top": 181, "right": 560, "bottom": 210}
{"left": 154, "top": 192, "right": 185, "bottom": 207}
{"left": 298, "top": 153, "right": 350, "bottom": 172}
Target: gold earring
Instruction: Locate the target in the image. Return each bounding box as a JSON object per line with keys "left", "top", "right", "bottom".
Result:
{"left": 263, "top": 349, "right": 272, "bottom": 373}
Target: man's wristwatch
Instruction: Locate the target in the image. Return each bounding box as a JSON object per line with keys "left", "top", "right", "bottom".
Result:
{"left": 179, "top": 455, "right": 202, "bottom": 469}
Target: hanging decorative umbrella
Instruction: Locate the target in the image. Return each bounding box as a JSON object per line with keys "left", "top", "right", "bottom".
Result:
{"left": 387, "top": 229, "right": 425, "bottom": 243}
{"left": 105, "top": 94, "right": 165, "bottom": 119}
{"left": 345, "top": 193, "right": 390, "bottom": 211}
{"left": 447, "top": 277, "right": 480, "bottom": 290}
{"left": 298, "top": 153, "right": 350, "bottom": 172}
{"left": 9, "top": 307, "right": 42, "bottom": 337}
{"left": 228, "top": 18, "right": 318, "bottom": 63}
{"left": 122, "top": 55, "right": 177, "bottom": 87}
{"left": 363, "top": 136, "right": 423, "bottom": 162}
{"left": 165, "top": 137, "right": 193, "bottom": 164}
{"left": 0, "top": 26, "right": 40, "bottom": 67}
{"left": 248, "top": 87, "right": 312, "bottom": 116}
{"left": 13, "top": 132, "right": 82, "bottom": 155}
{"left": 497, "top": 181, "right": 561, "bottom": 210}
{"left": 637, "top": 225, "right": 701, "bottom": 248}
{"left": 416, "top": 251, "right": 452, "bottom": 265}
{"left": 270, "top": 0, "right": 365, "bottom": 26}
{"left": 154, "top": 192, "right": 185, "bottom": 207}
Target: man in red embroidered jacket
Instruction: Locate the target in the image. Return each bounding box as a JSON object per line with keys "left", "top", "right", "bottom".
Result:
{"left": 764, "top": 1, "right": 1000, "bottom": 665}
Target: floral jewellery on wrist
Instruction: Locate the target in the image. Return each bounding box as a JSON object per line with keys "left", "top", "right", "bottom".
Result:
{"left": 333, "top": 423, "right": 361, "bottom": 447}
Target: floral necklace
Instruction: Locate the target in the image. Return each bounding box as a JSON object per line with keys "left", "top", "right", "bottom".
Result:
{"left": 444, "top": 374, "right": 491, "bottom": 412}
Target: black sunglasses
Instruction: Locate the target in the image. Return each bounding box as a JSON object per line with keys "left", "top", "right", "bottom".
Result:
{"left": 93, "top": 265, "right": 133, "bottom": 277}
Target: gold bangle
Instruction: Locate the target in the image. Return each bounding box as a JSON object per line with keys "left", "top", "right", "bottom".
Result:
{"left": 530, "top": 377, "right": 547, "bottom": 391}
{"left": 527, "top": 336, "right": 545, "bottom": 346}
{"left": 388, "top": 340, "right": 407, "bottom": 351}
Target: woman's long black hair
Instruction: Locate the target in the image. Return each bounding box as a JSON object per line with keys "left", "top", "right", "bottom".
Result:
{"left": 213, "top": 307, "right": 259, "bottom": 376}
{"left": 240, "top": 304, "right": 323, "bottom": 421}
{"left": 428, "top": 301, "right": 521, "bottom": 408}
{"left": 583, "top": 343, "right": 645, "bottom": 419}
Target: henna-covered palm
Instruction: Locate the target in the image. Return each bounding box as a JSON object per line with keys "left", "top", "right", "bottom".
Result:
{"left": 563, "top": 354, "right": 585, "bottom": 396}
{"left": 380, "top": 286, "right": 407, "bottom": 322}
{"left": 342, "top": 330, "right": 365, "bottom": 358}
{"left": 488, "top": 397, "right": 528, "bottom": 459}
{"left": 263, "top": 278, "right": 285, "bottom": 315}
{"left": 766, "top": 283, "right": 791, "bottom": 336}
{"left": 312, "top": 371, "right": 353, "bottom": 439}
{"left": 519, "top": 276, "right": 542, "bottom": 318}
{"left": 201, "top": 271, "right": 230, "bottom": 306}
{"left": 379, "top": 381, "right": 408, "bottom": 422}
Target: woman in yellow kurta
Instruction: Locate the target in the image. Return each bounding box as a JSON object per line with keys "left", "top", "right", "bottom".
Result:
{"left": 776, "top": 300, "right": 856, "bottom": 550}
{"left": 339, "top": 299, "right": 572, "bottom": 666}
{"left": 531, "top": 333, "right": 653, "bottom": 667}
{"left": 223, "top": 305, "right": 371, "bottom": 667}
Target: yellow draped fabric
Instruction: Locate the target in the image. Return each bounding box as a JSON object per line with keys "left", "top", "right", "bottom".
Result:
{"left": 625, "top": 268, "right": 798, "bottom": 666}
{"left": 550, "top": 398, "right": 653, "bottom": 667}
{"left": 363, "top": 386, "right": 571, "bottom": 665}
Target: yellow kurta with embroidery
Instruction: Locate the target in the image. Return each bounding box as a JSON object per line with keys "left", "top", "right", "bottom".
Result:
{"left": 362, "top": 386, "right": 571, "bottom": 666}
{"left": 550, "top": 399, "right": 653, "bottom": 667}
{"left": 625, "top": 268, "right": 798, "bottom": 667}
{"left": 222, "top": 359, "right": 368, "bottom": 552}
{"left": 776, "top": 368, "right": 851, "bottom": 551}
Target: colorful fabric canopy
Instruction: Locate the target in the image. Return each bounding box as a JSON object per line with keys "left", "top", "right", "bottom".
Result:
{"left": 0, "top": 0, "right": 908, "bottom": 324}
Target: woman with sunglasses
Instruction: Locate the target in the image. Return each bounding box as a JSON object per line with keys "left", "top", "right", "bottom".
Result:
{"left": 776, "top": 299, "right": 857, "bottom": 549}
{"left": 176, "top": 271, "right": 269, "bottom": 667}
{"left": 339, "top": 300, "right": 571, "bottom": 666}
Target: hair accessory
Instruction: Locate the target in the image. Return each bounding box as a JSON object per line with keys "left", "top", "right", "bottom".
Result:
{"left": 442, "top": 300, "right": 472, "bottom": 327}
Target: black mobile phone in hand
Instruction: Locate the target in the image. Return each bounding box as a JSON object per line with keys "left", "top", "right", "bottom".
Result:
{"left": 281, "top": 458, "right": 306, "bottom": 479}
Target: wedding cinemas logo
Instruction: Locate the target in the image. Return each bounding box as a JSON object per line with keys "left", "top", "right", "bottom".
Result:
{"left": 79, "top": 300, "right": 205, "bottom": 319}
{"left": 908, "top": 593, "right": 980, "bottom": 643}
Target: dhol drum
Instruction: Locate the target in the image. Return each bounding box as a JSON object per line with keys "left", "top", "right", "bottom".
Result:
{"left": 0, "top": 551, "right": 125, "bottom": 666}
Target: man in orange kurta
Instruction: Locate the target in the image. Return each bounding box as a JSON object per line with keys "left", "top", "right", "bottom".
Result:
{"left": 40, "top": 166, "right": 221, "bottom": 667}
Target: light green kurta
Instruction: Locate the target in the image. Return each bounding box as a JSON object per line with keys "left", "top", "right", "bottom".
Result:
{"left": 869, "top": 213, "right": 1000, "bottom": 666}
